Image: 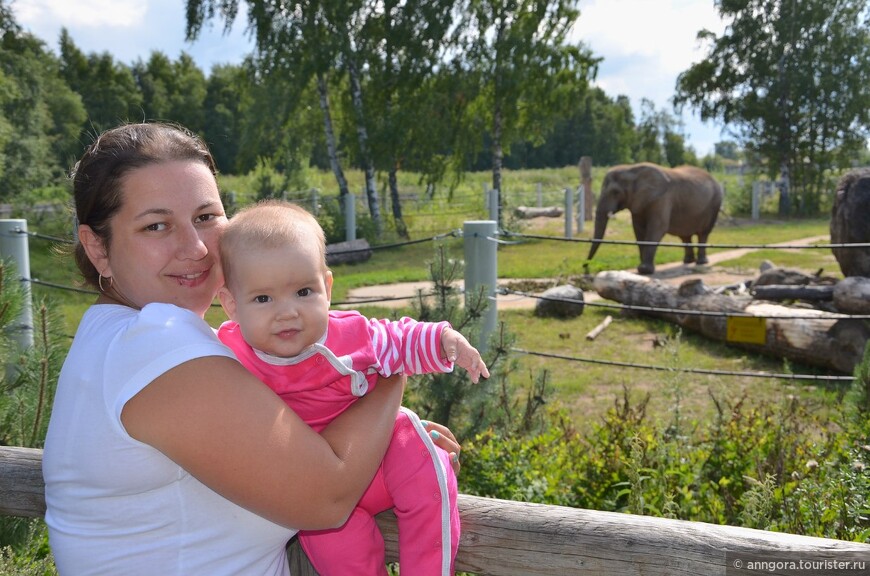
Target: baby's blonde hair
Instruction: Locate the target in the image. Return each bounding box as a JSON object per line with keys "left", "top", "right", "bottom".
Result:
{"left": 220, "top": 200, "right": 327, "bottom": 289}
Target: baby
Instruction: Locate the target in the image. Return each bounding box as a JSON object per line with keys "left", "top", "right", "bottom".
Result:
{"left": 217, "top": 200, "right": 489, "bottom": 575}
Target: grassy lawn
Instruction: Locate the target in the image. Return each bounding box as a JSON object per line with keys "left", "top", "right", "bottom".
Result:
{"left": 23, "top": 168, "right": 847, "bottom": 435}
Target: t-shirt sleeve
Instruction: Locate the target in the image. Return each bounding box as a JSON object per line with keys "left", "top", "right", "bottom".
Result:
{"left": 104, "top": 303, "right": 237, "bottom": 424}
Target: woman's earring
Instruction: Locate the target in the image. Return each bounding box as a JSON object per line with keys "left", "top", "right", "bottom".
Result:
{"left": 98, "top": 274, "right": 113, "bottom": 293}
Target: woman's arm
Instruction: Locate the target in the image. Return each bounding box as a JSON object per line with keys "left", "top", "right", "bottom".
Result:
{"left": 121, "top": 356, "right": 404, "bottom": 530}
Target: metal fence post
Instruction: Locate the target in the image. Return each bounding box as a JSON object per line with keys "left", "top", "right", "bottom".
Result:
{"left": 576, "top": 185, "right": 585, "bottom": 234}
{"left": 463, "top": 220, "right": 497, "bottom": 351}
{"left": 488, "top": 189, "right": 499, "bottom": 225}
{"left": 0, "top": 219, "right": 34, "bottom": 350}
{"left": 344, "top": 193, "right": 356, "bottom": 242}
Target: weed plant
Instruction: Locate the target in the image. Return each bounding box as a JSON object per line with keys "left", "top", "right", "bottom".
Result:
{"left": 0, "top": 260, "right": 61, "bottom": 571}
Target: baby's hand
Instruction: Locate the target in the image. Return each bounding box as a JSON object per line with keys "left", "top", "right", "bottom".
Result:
{"left": 441, "top": 328, "right": 490, "bottom": 383}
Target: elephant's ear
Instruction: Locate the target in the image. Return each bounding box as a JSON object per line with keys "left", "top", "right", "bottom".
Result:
{"left": 629, "top": 163, "right": 671, "bottom": 200}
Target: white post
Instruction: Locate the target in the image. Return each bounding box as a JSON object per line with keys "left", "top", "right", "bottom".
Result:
{"left": 536, "top": 182, "right": 542, "bottom": 208}
{"left": 564, "top": 187, "right": 573, "bottom": 239}
{"left": 0, "top": 219, "right": 34, "bottom": 350}
{"left": 463, "top": 221, "right": 498, "bottom": 351}
{"left": 576, "top": 185, "right": 585, "bottom": 234}
{"left": 488, "top": 188, "right": 499, "bottom": 224}
{"left": 344, "top": 193, "right": 356, "bottom": 242}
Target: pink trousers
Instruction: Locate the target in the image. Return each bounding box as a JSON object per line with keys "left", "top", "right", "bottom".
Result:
{"left": 299, "top": 408, "right": 460, "bottom": 575}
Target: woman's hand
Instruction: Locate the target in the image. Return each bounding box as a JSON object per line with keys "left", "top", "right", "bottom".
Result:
{"left": 421, "top": 419, "right": 462, "bottom": 475}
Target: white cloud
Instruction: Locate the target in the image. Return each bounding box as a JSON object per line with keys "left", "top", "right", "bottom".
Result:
{"left": 14, "top": 0, "right": 146, "bottom": 29}
{"left": 11, "top": 0, "right": 252, "bottom": 71}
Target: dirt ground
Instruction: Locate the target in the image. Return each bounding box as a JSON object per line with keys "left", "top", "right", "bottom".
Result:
{"left": 341, "top": 215, "right": 828, "bottom": 310}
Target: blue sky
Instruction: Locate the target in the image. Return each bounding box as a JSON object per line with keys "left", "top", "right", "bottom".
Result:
{"left": 12, "top": 0, "right": 728, "bottom": 156}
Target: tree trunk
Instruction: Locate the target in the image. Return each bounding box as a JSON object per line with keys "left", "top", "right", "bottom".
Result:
{"left": 593, "top": 271, "right": 870, "bottom": 375}
{"left": 316, "top": 73, "right": 350, "bottom": 201}
{"left": 492, "top": 100, "right": 504, "bottom": 228}
{"left": 388, "top": 161, "right": 408, "bottom": 239}
{"left": 345, "top": 53, "right": 382, "bottom": 235}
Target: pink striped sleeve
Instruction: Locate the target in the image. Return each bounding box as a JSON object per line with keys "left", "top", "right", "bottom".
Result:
{"left": 369, "top": 317, "right": 454, "bottom": 376}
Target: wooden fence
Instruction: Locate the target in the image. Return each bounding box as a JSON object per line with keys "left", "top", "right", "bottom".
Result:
{"left": 3, "top": 446, "right": 869, "bottom": 575}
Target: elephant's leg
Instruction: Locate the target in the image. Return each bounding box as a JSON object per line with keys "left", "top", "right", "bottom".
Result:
{"left": 632, "top": 218, "right": 657, "bottom": 275}
{"left": 696, "top": 233, "right": 710, "bottom": 265}
{"left": 680, "top": 235, "right": 696, "bottom": 264}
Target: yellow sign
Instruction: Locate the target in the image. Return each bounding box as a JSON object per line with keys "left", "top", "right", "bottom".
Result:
{"left": 726, "top": 316, "right": 767, "bottom": 345}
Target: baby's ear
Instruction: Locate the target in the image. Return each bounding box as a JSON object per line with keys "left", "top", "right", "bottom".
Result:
{"left": 324, "top": 270, "right": 334, "bottom": 303}
{"left": 217, "top": 286, "right": 237, "bottom": 321}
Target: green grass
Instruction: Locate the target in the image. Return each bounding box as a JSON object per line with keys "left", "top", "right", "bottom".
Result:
{"left": 22, "top": 167, "right": 850, "bottom": 434}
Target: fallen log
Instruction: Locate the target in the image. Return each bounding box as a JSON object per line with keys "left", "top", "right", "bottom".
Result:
{"left": 514, "top": 205, "right": 564, "bottom": 219}
{"left": 586, "top": 315, "right": 613, "bottom": 341}
{"left": 751, "top": 284, "right": 835, "bottom": 302}
{"left": 594, "top": 271, "right": 870, "bottom": 375}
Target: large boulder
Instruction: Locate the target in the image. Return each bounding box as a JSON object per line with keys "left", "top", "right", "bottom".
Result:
{"left": 830, "top": 168, "right": 870, "bottom": 277}
{"left": 534, "top": 284, "right": 585, "bottom": 318}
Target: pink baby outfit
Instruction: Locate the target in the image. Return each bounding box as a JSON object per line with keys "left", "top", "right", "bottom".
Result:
{"left": 217, "top": 310, "right": 460, "bottom": 576}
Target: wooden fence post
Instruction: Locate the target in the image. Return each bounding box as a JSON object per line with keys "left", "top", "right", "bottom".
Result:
{"left": 578, "top": 156, "right": 593, "bottom": 221}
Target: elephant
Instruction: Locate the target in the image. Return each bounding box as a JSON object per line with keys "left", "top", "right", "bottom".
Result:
{"left": 587, "top": 162, "right": 723, "bottom": 275}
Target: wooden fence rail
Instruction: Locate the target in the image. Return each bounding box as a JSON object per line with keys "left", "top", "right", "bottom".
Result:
{"left": 3, "top": 446, "right": 869, "bottom": 575}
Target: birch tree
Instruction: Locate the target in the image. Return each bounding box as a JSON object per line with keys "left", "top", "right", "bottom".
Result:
{"left": 674, "top": 0, "right": 870, "bottom": 215}
{"left": 453, "top": 0, "right": 598, "bottom": 225}
{"left": 186, "top": 0, "right": 383, "bottom": 232}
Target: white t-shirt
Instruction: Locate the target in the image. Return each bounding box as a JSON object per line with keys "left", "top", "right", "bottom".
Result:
{"left": 43, "top": 303, "right": 296, "bottom": 576}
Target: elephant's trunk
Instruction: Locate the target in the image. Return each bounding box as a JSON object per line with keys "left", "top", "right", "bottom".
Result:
{"left": 587, "top": 210, "right": 610, "bottom": 260}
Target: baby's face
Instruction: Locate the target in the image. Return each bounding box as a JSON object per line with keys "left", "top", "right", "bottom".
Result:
{"left": 223, "top": 242, "right": 332, "bottom": 358}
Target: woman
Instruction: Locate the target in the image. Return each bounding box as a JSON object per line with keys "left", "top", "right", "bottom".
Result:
{"left": 42, "top": 122, "right": 460, "bottom": 575}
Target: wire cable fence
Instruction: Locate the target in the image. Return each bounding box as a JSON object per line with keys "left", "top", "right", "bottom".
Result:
{"left": 499, "top": 230, "right": 870, "bottom": 250}
{"left": 497, "top": 287, "right": 870, "bottom": 321}
{"left": 11, "top": 223, "right": 866, "bottom": 383}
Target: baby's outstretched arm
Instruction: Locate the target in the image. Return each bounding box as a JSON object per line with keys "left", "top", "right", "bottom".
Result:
{"left": 440, "top": 327, "right": 490, "bottom": 383}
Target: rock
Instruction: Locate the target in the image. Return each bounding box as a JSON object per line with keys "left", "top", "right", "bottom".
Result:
{"left": 830, "top": 168, "right": 870, "bottom": 277}
{"left": 833, "top": 276, "right": 870, "bottom": 314}
{"left": 326, "top": 238, "right": 372, "bottom": 266}
{"left": 534, "top": 284, "right": 585, "bottom": 318}
{"left": 678, "top": 278, "right": 712, "bottom": 297}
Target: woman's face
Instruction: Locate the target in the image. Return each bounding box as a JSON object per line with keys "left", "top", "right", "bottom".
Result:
{"left": 94, "top": 160, "right": 228, "bottom": 317}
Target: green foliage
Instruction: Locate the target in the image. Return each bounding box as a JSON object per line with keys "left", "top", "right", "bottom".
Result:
{"left": 0, "top": 259, "right": 63, "bottom": 448}
{"left": 461, "top": 376, "right": 870, "bottom": 541}
{"left": 0, "top": 24, "right": 84, "bottom": 201}
{"left": 675, "top": 0, "right": 870, "bottom": 216}
{"left": 0, "top": 259, "right": 61, "bottom": 570}
{"left": 403, "top": 246, "right": 518, "bottom": 436}
{"left": 0, "top": 520, "right": 56, "bottom": 576}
